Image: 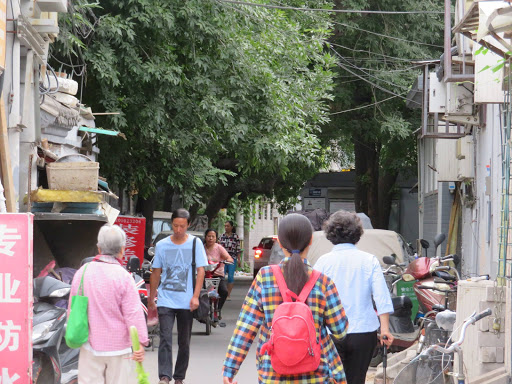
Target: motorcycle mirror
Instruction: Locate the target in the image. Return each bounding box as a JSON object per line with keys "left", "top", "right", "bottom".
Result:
{"left": 382, "top": 256, "right": 396, "bottom": 265}
{"left": 34, "top": 276, "right": 71, "bottom": 299}
{"left": 434, "top": 233, "right": 446, "bottom": 249}
{"left": 128, "top": 256, "right": 141, "bottom": 272}
{"left": 420, "top": 239, "right": 430, "bottom": 249}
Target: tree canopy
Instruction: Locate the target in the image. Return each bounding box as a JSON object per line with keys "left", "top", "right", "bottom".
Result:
{"left": 324, "top": 0, "right": 445, "bottom": 227}
{"left": 53, "top": 0, "right": 337, "bottom": 221}
{"left": 53, "top": 0, "right": 447, "bottom": 229}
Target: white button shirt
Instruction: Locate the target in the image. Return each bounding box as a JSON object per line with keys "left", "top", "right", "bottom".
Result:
{"left": 314, "top": 243, "right": 393, "bottom": 334}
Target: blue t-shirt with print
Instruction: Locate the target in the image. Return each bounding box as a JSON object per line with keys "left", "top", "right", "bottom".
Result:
{"left": 153, "top": 235, "right": 208, "bottom": 310}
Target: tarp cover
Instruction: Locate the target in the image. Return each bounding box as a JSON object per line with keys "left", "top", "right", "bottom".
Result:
{"left": 306, "top": 229, "right": 406, "bottom": 267}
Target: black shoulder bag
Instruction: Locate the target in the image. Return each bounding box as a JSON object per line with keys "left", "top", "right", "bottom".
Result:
{"left": 191, "top": 237, "right": 210, "bottom": 321}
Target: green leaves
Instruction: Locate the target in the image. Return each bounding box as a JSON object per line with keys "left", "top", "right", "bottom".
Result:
{"left": 52, "top": 0, "right": 336, "bottom": 211}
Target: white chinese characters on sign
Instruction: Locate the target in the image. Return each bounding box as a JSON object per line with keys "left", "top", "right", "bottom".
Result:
{"left": 0, "top": 274, "right": 20, "bottom": 303}
{"left": 0, "top": 368, "right": 20, "bottom": 383}
{"left": 0, "top": 321, "right": 20, "bottom": 352}
{"left": 122, "top": 224, "right": 139, "bottom": 236}
{"left": 0, "top": 225, "right": 21, "bottom": 257}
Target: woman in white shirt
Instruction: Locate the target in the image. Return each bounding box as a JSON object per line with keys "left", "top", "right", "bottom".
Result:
{"left": 314, "top": 210, "right": 394, "bottom": 384}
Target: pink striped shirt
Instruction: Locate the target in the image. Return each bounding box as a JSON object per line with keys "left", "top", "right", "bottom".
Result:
{"left": 68, "top": 255, "right": 148, "bottom": 352}
{"left": 205, "top": 243, "right": 231, "bottom": 277}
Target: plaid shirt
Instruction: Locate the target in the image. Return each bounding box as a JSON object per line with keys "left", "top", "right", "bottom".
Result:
{"left": 223, "top": 258, "right": 348, "bottom": 383}
{"left": 219, "top": 232, "right": 241, "bottom": 259}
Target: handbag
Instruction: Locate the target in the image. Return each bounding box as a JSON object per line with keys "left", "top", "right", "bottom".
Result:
{"left": 191, "top": 237, "right": 210, "bottom": 321}
{"left": 65, "top": 262, "right": 90, "bottom": 349}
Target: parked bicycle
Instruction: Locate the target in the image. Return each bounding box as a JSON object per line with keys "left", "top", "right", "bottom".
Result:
{"left": 393, "top": 308, "right": 492, "bottom": 384}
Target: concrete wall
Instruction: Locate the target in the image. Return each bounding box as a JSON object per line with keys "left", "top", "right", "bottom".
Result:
{"left": 455, "top": 281, "right": 506, "bottom": 380}
{"left": 421, "top": 186, "right": 452, "bottom": 256}
{"left": 460, "top": 105, "right": 501, "bottom": 279}
{"left": 242, "top": 203, "right": 281, "bottom": 270}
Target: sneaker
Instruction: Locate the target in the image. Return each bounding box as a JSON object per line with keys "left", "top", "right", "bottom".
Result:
{"left": 174, "top": 380, "right": 185, "bottom": 384}
{"left": 158, "top": 377, "right": 170, "bottom": 384}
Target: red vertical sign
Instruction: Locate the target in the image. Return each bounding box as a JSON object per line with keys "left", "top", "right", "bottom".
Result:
{"left": 114, "top": 216, "right": 146, "bottom": 266}
{"left": 0, "top": 214, "right": 33, "bottom": 384}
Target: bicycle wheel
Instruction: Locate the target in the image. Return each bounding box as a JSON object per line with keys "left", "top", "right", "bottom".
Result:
{"left": 205, "top": 316, "right": 211, "bottom": 335}
{"left": 394, "top": 352, "right": 452, "bottom": 384}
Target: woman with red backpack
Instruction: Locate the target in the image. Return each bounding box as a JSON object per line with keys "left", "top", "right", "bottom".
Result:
{"left": 222, "top": 214, "right": 349, "bottom": 384}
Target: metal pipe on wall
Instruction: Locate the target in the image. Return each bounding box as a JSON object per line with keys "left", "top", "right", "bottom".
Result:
{"left": 19, "top": 49, "right": 36, "bottom": 212}
{"left": 4, "top": 0, "right": 21, "bottom": 210}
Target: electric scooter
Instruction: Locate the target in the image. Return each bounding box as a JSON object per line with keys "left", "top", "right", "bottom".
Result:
{"left": 32, "top": 276, "right": 79, "bottom": 384}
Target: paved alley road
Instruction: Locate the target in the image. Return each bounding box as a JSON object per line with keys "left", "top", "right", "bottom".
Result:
{"left": 142, "top": 278, "right": 376, "bottom": 384}
{"left": 143, "top": 279, "right": 258, "bottom": 383}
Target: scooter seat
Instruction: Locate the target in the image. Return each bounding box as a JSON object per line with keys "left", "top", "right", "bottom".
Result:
{"left": 391, "top": 295, "right": 413, "bottom": 311}
{"left": 434, "top": 271, "right": 457, "bottom": 281}
{"left": 432, "top": 304, "right": 446, "bottom": 312}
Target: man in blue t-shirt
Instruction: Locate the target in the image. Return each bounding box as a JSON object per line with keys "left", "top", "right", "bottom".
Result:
{"left": 149, "top": 208, "right": 208, "bottom": 384}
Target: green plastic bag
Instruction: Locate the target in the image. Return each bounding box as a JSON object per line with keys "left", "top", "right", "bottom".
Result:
{"left": 65, "top": 263, "right": 90, "bottom": 349}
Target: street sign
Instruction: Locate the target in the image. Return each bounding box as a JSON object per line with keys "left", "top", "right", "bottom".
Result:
{"left": 115, "top": 216, "right": 146, "bottom": 266}
{"left": 0, "top": 213, "right": 33, "bottom": 383}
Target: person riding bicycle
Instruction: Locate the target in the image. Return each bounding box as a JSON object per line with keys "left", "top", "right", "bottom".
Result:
{"left": 204, "top": 228, "right": 233, "bottom": 321}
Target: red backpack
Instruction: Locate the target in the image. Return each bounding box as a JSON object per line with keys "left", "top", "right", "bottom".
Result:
{"left": 260, "top": 265, "right": 322, "bottom": 375}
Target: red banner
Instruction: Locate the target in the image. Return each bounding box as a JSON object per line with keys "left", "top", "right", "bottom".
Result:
{"left": 0, "top": 214, "right": 33, "bottom": 384}
{"left": 114, "top": 216, "right": 146, "bottom": 266}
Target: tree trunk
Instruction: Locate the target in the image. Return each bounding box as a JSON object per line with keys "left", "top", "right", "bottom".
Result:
{"left": 377, "top": 171, "right": 399, "bottom": 229}
{"left": 204, "top": 183, "right": 236, "bottom": 226}
{"left": 353, "top": 134, "right": 381, "bottom": 228}
{"left": 366, "top": 142, "right": 380, "bottom": 227}
{"left": 354, "top": 137, "right": 368, "bottom": 214}
{"left": 135, "top": 193, "right": 156, "bottom": 247}
{"left": 162, "top": 186, "right": 174, "bottom": 212}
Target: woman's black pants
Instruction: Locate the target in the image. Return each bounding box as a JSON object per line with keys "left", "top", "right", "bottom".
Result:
{"left": 332, "top": 331, "right": 378, "bottom": 384}
{"left": 217, "top": 276, "right": 228, "bottom": 310}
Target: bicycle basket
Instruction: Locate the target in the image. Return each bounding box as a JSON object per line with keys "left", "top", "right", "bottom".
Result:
{"left": 205, "top": 278, "right": 220, "bottom": 292}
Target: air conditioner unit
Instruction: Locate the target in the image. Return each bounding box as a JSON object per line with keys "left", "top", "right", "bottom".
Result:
{"left": 446, "top": 83, "right": 473, "bottom": 116}
{"left": 456, "top": 135, "right": 474, "bottom": 180}
{"left": 36, "top": 0, "right": 67, "bottom": 13}
{"left": 437, "top": 139, "right": 458, "bottom": 182}
{"left": 429, "top": 73, "right": 446, "bottom": 113}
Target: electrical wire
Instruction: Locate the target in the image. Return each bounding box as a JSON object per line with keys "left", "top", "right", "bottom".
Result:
{"left": 331, "top": 20, "right": 444, "bottom": 48}
{"left": 329, "top": 94, "right": 402, "bottom": 115}
{"left": 328, "top": 41, "right": 430, "bottom": 62}
{"left": 332, "top": 48, "right": 414, "bottom": 92}
{"left": 216, "top": 0, "right": 446, "bottom": 14}
{"left": 334, "top": 57, "right": 420, "bottom": 105}
{"left": 218, "top": 0, "right": 444, "bottom": 49}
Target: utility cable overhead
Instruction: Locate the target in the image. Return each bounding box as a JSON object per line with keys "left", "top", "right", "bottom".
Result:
{"left": 216, "top": 0, "right": 446, "bottom": 14}
{"left": 333, "top": 53, "right": 420, "bottom": 106}
{"left": 330, "top": 95, "right": 402, "bottom": 115}
{"left": 332, "top": 21, "right": 444, "bottom": 48}
{"left": 328, "top": 42, "right": 430, "bottom": 62}
{"left": 331, "top": 49, "right": 412, "bottom": 92}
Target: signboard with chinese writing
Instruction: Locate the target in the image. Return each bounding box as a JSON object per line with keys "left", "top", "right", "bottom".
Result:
{"left": 0, "top": 214, "right": 33, "bottom": 383}
{"left": 114, "top": 216, "right": 146, "bottom": 266}
{"left": 303, "top": 197, "right": 326, "bottom": 211}
{"left": 396, "top": 280, "right": 419, "bottom": 322}
{"left": 308, "top": 188, "right": 322, "bottom": 197}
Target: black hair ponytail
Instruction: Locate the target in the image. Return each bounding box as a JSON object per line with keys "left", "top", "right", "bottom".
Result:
{"left": 277, "top": 214, "right": 313, "bottom": 295}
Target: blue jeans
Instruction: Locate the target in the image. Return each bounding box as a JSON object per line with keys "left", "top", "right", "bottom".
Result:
{"left": 157, "top": 307, "right": 193, "bottom": 380}
{"left": 225, "top": 258, "right": 237, "bottom": 283}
